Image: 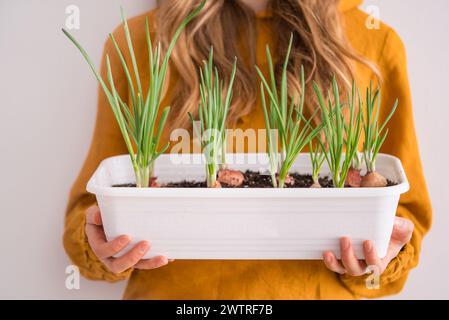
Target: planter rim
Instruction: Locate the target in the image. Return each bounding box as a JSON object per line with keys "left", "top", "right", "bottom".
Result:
{"left": 87, "top": 153, "right": 409, "bottom": 198}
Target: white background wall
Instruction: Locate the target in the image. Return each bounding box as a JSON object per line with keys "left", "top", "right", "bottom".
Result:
{"left": 0, "top": 0, "right": 447, "bottom": 299}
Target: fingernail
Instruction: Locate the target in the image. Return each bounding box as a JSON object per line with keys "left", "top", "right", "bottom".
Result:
{"left": 395, "top": 218, "right": 405, "bottom": 229}
{"left": 139, "top": 246, "right": 147, "bottom": 254}
{"left": 325, "top": 255, "right": 332, "bottom": 264}
{"left": 119, "top": 236, "right": 129, "bottom": 246}
{"left": 364, "top": 241, "right": 373, "bottom": 252}
{"left": 161, "top": 257, "right": 168, "bottom": 266}
{"left": 342, "top": 238, "right": 350, "bottom": 250}
{"left": 139, "top": 242, "right": 149, "bottom": 254}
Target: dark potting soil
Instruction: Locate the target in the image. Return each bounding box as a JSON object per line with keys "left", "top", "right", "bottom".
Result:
{"left": 113, "top": 183, "right": 137, "bottom": 188}
{"left": 165, "top": 180, "right": 207, "bottom": 188}
{"left": 113, "top": 171, "right": 334, "bottom": 188}
{"left": 112, "top": 172, "right": 398, "bottom": 188}
{"left": 387, "top": 180, "right": 397, "bottom": 187}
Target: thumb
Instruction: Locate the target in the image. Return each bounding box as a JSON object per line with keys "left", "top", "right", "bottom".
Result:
{"left": 391, "top": 217, "right": 414, "bottom": 246}
{"left": 86, "top": 205, "right": 103, "bottom": 226}
{"left": 383, "top": 217, "right": 414, "bottom": 264}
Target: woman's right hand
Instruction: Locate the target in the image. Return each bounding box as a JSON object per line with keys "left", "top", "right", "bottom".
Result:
{"left": 85, "top": 206, "right": 171, "bottom": 274}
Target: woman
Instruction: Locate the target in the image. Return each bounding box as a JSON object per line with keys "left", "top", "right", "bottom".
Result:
{"left": 64, "top": 0, "right": 432, "bottom": 299}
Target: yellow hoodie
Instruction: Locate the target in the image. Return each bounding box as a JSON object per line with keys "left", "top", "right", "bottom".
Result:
{"left": 64, "top": 0, "right": 432, "bottom": 299}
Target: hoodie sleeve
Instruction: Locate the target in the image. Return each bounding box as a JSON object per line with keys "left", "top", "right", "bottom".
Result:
{"left": 339, "top": 28, "right": 432, "bottom": 298}
{"left": 63, "top": 32, "right": 133, "bottom": 282}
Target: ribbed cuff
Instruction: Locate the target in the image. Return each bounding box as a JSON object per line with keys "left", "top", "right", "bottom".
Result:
{"left": 339, "top": 243, "right": 415, "bottom": 295}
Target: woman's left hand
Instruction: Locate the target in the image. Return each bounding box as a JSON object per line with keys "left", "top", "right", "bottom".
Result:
{"left": 323, "top": 217, "right": 414, "bottom": 276}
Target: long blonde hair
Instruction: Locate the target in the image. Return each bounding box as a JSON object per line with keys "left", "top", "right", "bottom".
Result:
{"left": 156, "top": 0, "right": 378, "bottom": 128}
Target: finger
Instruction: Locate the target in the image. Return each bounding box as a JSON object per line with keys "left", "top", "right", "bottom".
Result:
{"left": 135, "top": 256, "right": 168, "bottom": 270}
{"left": 108, "top": 241, "right": 150, "bottom": 274}
{"left": 85, "top": 223, "right": 107, "bottom": 251}
{"left": 384, "top": 217, "right": 415, "bottom": 263}
{"left": 322, "top": 251, "right": 346, "bottom": 274}
{"left": 86, "top": 206, "right": 102, "bottom": 226}
{"left": 94, "top": 235, "right": 131, "bottom": 259}
{"left": 363, "top": 240, "right": 385, "bottom": 274}
{"left": 391, "top": 217, "right": 414, "bottom": 246}
{"left": 340, "top": 237, "right": 366, "bottom": 276}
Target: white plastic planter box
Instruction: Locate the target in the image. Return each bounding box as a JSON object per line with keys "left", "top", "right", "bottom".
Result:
{"left": 87, "top": 153, "right": 409, "bottom": 260}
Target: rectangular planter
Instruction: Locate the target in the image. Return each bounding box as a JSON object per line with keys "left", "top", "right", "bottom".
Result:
{"left": 87, "top": 153, "right": 409, "bottom": 260}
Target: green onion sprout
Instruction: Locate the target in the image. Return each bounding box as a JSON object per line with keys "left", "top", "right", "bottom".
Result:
{"left": 257, "top": 35, "right": 324, "bottom": 188}
{"left": 62, "top": 0, "right": 206, "bottom": 187}
{"left": 314, "top": 79, "right": 363, "bottom": 188}
{"left": 188, "top": 48, "right": 238, "bottom": 188}
{"left": 309, "top": 141, "right": 326, "bottom": 188}
{"left": 361, "top": 82, "right": 398, "bottom": 187}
